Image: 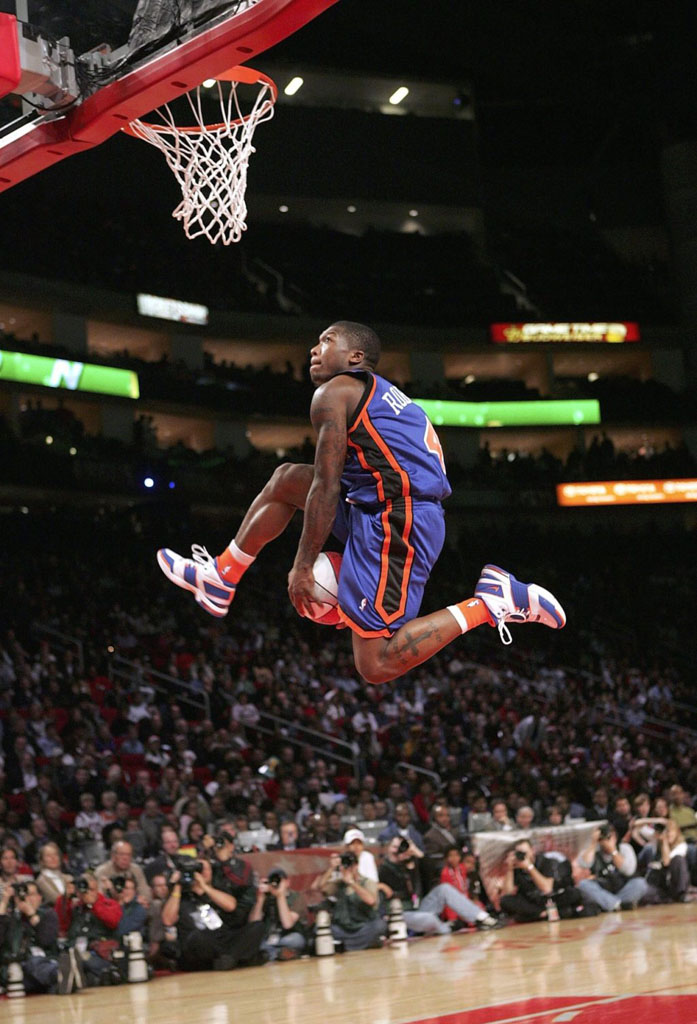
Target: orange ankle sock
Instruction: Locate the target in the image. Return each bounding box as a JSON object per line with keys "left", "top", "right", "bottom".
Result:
{"left": 447, "top": 597, "right": 494, "bottom": 634}
{"left": 215, "top": 539, "right": 255, "bottom": 584}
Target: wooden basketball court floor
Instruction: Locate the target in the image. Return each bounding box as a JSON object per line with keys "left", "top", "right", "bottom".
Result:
{"left": 8, "top": 903, "right": 697, "bottom": 1024}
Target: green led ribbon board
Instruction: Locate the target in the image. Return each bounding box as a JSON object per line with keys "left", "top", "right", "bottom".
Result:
{"left": 414, "top": 398, "right": 600, "bottom": 427}
{"left": 0, "top": 350, "right": 139, "bottom": 399}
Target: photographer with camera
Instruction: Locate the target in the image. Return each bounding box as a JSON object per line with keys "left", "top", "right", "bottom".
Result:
{"left": 0, "top": 879, "right": 61, "bottom": 994}
{"left": 500, "top": 839, "right": 586, "bottom": 922}
{"left": 55, "top": 873, "right": 123, "bottom": 985}
{"left": 248, "top": 868, "right": 307, "bottom": 961}
{"left": 94, "top": 840, "right": 151, "bottom": 904}
{"left": 161, "top": 856, "right": 264, "bottom": 971}
{"left": 318, "top": 850, "right": 386, "bottom": 951}
{"left": 379, "top": 836, "right": 498, "bottom": 934}
{"left": 577, "top": 824, "right": 649, "bottom": 913}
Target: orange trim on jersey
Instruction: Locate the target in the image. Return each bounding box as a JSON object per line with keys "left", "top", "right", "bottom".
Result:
{"left": 346, "top": 383, "right": 415, "bottom": 625}
{"left": 337, "top": 605, "right": 394, "bottom": 639}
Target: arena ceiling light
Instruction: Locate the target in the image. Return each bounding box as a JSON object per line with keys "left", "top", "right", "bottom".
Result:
{"left": 389, "top": 86, "right": 409, "bottom": 105}
{"left": 284, "top": 76, "right": 304, "bottom": 96}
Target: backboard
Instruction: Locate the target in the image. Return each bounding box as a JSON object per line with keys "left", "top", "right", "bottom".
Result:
{"left": 0, "top": 0, "right": 337, "bottom": 191}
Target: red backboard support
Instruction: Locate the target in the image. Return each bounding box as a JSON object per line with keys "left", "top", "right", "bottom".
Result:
{"left": 0, "top": 14, "right": 21, "bottom": 101}
{"left": 0, "top": 0, "right": 337, "bottom": 191}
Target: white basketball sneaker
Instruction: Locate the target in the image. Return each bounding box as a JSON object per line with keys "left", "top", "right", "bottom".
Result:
{"left": 157, "top": 545, "right": 235, "bottom": 618}
{"left": 475, "top": 563, "right": 566, "bottom": 645}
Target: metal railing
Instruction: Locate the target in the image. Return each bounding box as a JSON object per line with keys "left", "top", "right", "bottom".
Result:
{"left": 34, "top": 624, "right": 84, "bottom": 674}
{"left": 255, "top": 710, "right": 359, "bottom": 782}
{"left": 395, "top": 761, "right": 441, "bottom": 788}
{"left": 109, "top": 654, "right": 210, "bottom": 718}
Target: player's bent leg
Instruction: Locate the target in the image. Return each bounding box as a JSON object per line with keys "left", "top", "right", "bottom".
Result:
{"left": 351, "top": 609, "right": 465, "bottom": 685}
{"left": 158, "top": 462, "right": 314, "bottom": 618}
{"left": 234, "top": 462, "right": 314, "bottom": 555}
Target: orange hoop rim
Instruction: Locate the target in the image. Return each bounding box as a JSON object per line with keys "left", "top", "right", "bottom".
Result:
{"left": 122, "top": 65, "right": 277, "bottom": 137}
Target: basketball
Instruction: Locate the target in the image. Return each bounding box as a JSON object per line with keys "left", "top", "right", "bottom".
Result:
{"left": 303, "top": 551, "right": 343, "bottom": 625}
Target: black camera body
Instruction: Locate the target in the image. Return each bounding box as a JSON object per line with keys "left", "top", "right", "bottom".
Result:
{"left": 397, "top": 838, "right": 410, "bottom": 855}
{"left": 111, "top": 875, "right": 127, "bottom": 894}
{"left": 172, "top": 855, "right": 204, "bottom": 891}
{"left": 653, "top": 822, "right": 666, "bottom": 834}
{"left": 75, "top": 877, "right": 90, "bottom": 894}
{"left": 515, "top": 849, "right": 527, "bottom": 862}
{"left": 598, "top": 823, "right": 614, "bottom": 840}
{"left": 340, "top": 851, "right": 358, "bottom": 869}
{"left": 13, "top": 882, "right": 29, "bottom": 901}
{"left": 267, "top": 869, "right": 287, "bottom": 888}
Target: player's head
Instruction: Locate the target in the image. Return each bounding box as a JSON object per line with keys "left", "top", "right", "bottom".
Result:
{"left": 310, "top": 321, "right": 381, "bottom": 385}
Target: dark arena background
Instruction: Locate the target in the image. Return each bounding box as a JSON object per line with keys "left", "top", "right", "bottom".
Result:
{"left": 0, "top": 2, "right": 697, "bottom": 1021}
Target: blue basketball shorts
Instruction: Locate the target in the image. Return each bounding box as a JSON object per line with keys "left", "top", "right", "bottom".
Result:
{"left": 330, "top": 496, "right": 446, "bottom": 638}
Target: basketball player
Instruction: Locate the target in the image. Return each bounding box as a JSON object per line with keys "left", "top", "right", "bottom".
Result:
{"left": 157, "top": 322, "right": 565, "bottom": 683}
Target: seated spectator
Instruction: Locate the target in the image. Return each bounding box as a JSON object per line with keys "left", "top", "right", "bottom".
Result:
{"left": 643, "top": 820, "right": 690, "bottom": 903}
{"left": 23, "top": 817, "right": 51, "bottom": 870}
{"left": 94, "top": 840, "right": 152, "bottom": 903}
{"left": 269, "top": 820, "right": 304, "bottom": 851}
{"left": 545, "top": 805, "right": 564, "bottom": 827}
{"left": 0, "top": 879, "right": 61, "bottom": 994}
{"left": 378, "top": 802, "right": 425, "bottom": 852}
{"left": 423, "top": 803, "right": 460, "bottom": 876}
{"left": 491, "top": 800, "right": 514, "bottom": 831}
{"left": 75, "top": 793, "right": 103, "bottom": 841}
{"left": 114, "top": 875, "right": 148, "bottom": 938}
{"left": 439, "top": 846, "right": 486, "bottom": 922}
{"left": 145, "top": 826, "right": 181, "bottom": 882}
{"left": 120, "top": 724, "right": 144, "bottom": 756}
{"left": 36, "top": 841, "right": 73, "bottom": 905}
{"left": 318, "top": 850, "right": 385, "bottom": 951}
{"left": 249, "top": 867, "right": 307, "bottom": 961}
{"left": 161, "top": 858, "right": 264, "bottom": 971}
{"left": 577, "top": 824, "right": 649, "bottom": 912}
{"left": 343, "top": 828, "right": 378, "bottom": 882}
{"left": 611, "top": 796, "right": 632, "bottom": 843}
{"left": 56, "top": 873, "right": 123, "bottom": 986}
{"left": 137, "top": 797, "right": 167, "bottom": 858}
{"left": 303, "top": 812, "right": 337, "bottom": 847}
{"left": 668, "top": 785, "right": 697, "bottom": 842}
{"left": 379, "top": 836, "right": 498, "bottom": 933}
{"left": 500, "top": 838, "right": 586, "bottom": 922}
{"left": 515, "top": 806, "right": 535, "bottom": 831}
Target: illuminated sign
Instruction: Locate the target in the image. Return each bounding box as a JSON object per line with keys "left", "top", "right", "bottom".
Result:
{"left": 415, "top": 398, "right": 600, "bottom": 428}
{"left": 491, "top": 322, "right": 640, "bottom": 344}
{"left": 0, "top": 350, "right": 139, "bottom": 399}
{"left": 557, "top": 479, "right": 697, "bottom": 507}
{"left": 137, "top": 292, "right": 208, "bottom": 325}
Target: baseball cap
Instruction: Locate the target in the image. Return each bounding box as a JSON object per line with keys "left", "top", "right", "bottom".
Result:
{"left": 343, "top": 828, "right": 365, "bottom": 845}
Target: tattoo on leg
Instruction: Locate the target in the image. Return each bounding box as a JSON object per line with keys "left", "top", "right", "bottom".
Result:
{"left": 387, "top": 624, "right": 444, "bottom": 667}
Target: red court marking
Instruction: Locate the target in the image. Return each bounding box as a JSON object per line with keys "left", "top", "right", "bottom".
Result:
{"left": 408, "top": 995, "right": 697, "bottom": 1024}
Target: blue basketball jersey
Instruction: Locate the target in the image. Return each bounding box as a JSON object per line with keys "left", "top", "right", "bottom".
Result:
{"left": 339, "top": 371, "right": 451, "bottom": 505}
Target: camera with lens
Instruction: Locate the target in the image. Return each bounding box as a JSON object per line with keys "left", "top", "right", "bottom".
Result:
{"left": 515, "top": 849, "right": 527, "bottom": 862}
{"left": 267, "top": 868, "right": 287, "bottom": 888}
{"left": 75, "top": 876, "right": 90, "bottom": 895}
{"left": 214, "top": 833, "right": 233, "bottom": 849}
{"left": 340, "top": 851, "right": 358, "bottom": 869}
{"left": 396, "top": 837, "right": 410, "bottom": 855}
{"left": 653, "top": 822, "right": 666, "bottom": 834}
{"left": 172, "top": 855, "right": 203, "bottom": 891}
{"left": 111, "top": 875, "right": 127, "bottom": 894}
{"left": 598, "top": 823, "right": 613, "bottom": 840}
{"left": 13, "top": 882, "right": 29, "bottom": 901}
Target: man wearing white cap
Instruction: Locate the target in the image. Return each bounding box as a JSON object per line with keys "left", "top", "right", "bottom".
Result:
{"left": 343, "top": 828, "right": 378, "bottom": 882}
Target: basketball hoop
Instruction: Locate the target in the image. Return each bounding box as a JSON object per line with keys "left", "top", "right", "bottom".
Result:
{"left": 124, "top": 66, "right": 277, "bottom": 245}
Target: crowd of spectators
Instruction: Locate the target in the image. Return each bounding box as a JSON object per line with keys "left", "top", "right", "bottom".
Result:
{"left": 0, "top": 500, "right": 695, "bottom": 993}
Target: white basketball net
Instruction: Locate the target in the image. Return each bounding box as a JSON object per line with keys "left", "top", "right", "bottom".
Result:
{"left": 128, "top": 76, "right": 276, "bottom": 245}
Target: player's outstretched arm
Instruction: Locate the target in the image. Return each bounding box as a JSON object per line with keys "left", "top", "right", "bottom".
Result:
{"left": 288, "top": 377, "right": 356, "bottom": 615}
